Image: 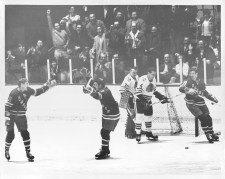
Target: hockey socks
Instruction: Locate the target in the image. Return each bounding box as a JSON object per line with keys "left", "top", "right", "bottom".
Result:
{"left": 5, "top": 131, "right": 15, "bottom": 161}
{"left": 96, "top": 129, "right": 110, "bottom": 159}
{"left": 198, "top": 114, "right": 214, "bottom": 143}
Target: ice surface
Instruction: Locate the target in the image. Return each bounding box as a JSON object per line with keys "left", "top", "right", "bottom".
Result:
{"left": 1, "top": 85, "right": 224, "bottom": 179}
{"left": 0, "top": 119, "right": 223, "bottom": 179}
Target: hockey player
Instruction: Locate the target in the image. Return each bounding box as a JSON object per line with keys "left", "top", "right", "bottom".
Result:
{"left": 119, "top": 67, "right": 138, "bottom": 139}
{"left": 179, "top": 66, "right": 219, "bottom": 143}
{"left": 83, "top": 77, "right": 120, "bottom": 159}
{"left": 5, "top": 78, "right": 56, "bottom": 161}
{"left": 135, "top": 67, "right": 169, "bottom": 143}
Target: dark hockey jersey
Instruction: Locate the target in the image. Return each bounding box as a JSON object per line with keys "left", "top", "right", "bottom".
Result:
{"left": 179, "top": 78, "right": 207, "bottom": 106}
{"left": 91, "top": 87, "right": 120, "bottom": 120}
{"left": 5, "top": 86, "right": 49, "bottom": 117}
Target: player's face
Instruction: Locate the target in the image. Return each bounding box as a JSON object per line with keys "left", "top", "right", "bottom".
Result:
{"left": 189, "top": 71, "right": 198, "bottom": 81}
{"left": 93, "top": 82, "right": 100, "bottom": 91}
{"left": 147, "top": 71, "right": 156, "bottom": 81}
{"left": 21, "top": 82, "right": 29, "bottom": 91}
{"left": 130, "top": 69, "right": 137, "bottom": 78}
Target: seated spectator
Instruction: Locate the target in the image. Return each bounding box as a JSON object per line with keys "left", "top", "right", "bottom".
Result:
{"left": 174, "top": 55, "right": 190, "bottom": 82}
{"left": 115, "top": 10, "right": 126, "bottom": 28}
{"left": 27, "top": 40, "right": 48, "bottom": 83}
{"left": 200, "top": 9, "right": 215, "bottom": 47}
{"left": 94, "top": 52, "right": 111, "bottom": 82}
{"left": 176, "top": 37, "right": 195, "bottom": 67}
{"left": 125, "top": 22, "right": 145, "bottom": 74}
{"left": 90, "top": 26, "right": 108, "bottom": 63}
{"left": 86, "top": 13, "right": 106, "bottom": 45}
{"left": 145, "top": 26, "right": 162, "bottom": 68}
{"left": 166, "top": 5, "right": 185, "bottom": 54}
{"left": 126, "top": 10, "right": 146, "bottom": 34}
{"left": 6, "top": 44, "right": 26, "bottom": 84}
{"left": 103, "top": 5, "right": 116, "bottom": 30}
{"left": 50, "top": 60, "right": 59, "bottom": 81}
{"left": 69, "top": 23, "right": 91, "bottom": 69}
{"left": 61, "top": 6, "right": 81, "bottom": 35}
{"left": 159, "top": 53, "right": 176, "bottom": 83}
{"left": 211, "top": 34, "right": 221, "bottom": 64}
{"left": 195, "top": 40, "right": 216, "bottom": 84}
{"left": 106, "top": 21, "right": 126, "bottom": 59}
{"left": 78, "top": 46, "right": 91, "bottom": 70}
{"left": 70, "top": 23, "right": 91, "bottom": 51}
{"left": 73, "top": 67, "right": 90, "bottom": 84}
{"left": 47, "top": 9, "right": 70, "bottom": 70}
{"left": 115, "top": 60, "right": 127, "bottom": 84}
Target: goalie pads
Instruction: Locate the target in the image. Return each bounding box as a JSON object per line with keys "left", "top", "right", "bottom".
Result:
{"left": 119, "top": 90, "right": 133, "bottom": 109}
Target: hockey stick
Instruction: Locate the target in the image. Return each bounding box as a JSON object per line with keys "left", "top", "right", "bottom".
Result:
{"left": 148, "top": 93, "right": 184, "bottom": 107}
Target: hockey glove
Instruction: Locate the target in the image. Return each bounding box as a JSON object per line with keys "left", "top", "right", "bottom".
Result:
{"left": 161, "top": 96, "right": 170, "bottom": 104}
{"left": 45, "top": 79, "right": 57, "bottom": 88}
{"left": 208, "top": 95, "right": 218, "bottom": 103}
{"left": 203, "top": 90, "right": 219, "bottom": 103}
{"left": 5, "top": 117, "right": 10, "bottom": 126}
{"left": 83, "top": 85, "right": 94, "bottom": 94}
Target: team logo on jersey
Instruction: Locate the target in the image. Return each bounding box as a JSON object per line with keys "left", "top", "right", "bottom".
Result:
{"left": 146, "top": 83, "right": 154, "bottom": 92}
{"left": 23, "top": 93, "right": 27, "bottom": 98}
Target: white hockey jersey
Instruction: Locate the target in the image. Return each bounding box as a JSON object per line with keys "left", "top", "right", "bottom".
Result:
{"left": 119, "top": 74, "right": 138, "bottom": 94}
{"left": 135, "top": 75, "right": 157, "bottom": 101}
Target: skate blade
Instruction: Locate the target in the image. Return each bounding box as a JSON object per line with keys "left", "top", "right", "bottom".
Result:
{"left": 147, "top": 138, "right": 158, "bottom": 141}
{"left": 95, "top": 155, "right": 110, "bottom": 160}
{"left": 28, "top": 159, "right": 34, "bottom": 162}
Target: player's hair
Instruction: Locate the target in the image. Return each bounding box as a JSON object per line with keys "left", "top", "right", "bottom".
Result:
{"left": 93, "top": 77, "right": 105, "bottom": 88}
{"left": 147, "top": 67, "right": 156, "bottom": 73}
{"left": 189, "top": 66, "right": 198, "bottom": 74}
{"left": 129, "top": 66, "right": 138, "bottom": 71}
{"left": 18, "top": 78, "right": 28, "bottom": 87}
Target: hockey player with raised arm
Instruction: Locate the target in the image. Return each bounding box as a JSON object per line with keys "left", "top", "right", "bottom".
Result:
{"left": 5, "top": 78, "right": 56, "bottom": 162}
{"left": 134, "top": 67, "right": 169, "bottom": 143}
{"left": 119, "top": 67, "right": 138, "bottom": 139}
{"left": 83, "top": 77, "right": 120, "bottom": 159}
{"left": 179, "top": 66, "right": 219, "bottom": 143}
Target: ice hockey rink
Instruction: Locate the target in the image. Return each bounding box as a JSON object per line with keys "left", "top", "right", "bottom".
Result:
{"left": 1, "top": 85, "right": 224, "bottom": 179}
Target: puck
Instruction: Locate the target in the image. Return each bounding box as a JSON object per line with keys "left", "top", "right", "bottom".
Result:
{"left": 185, "top": 147, "right": 189, "bottom": 149}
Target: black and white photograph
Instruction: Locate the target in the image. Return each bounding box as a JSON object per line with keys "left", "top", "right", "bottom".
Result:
{"left": 0, "top": 0, "right": 224, "bottom": 178}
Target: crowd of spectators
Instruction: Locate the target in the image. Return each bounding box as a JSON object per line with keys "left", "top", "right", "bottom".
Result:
{"left": 5, "top": 5, "right": 221, "bottom": 85}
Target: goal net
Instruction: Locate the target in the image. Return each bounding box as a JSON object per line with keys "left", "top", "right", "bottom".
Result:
{"left": 139, "top": 85, "right": 221, "bottom": 136}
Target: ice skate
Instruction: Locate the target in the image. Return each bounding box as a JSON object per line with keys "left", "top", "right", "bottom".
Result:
{"left": 125, "top": 132, "right": 136, "bottom": 139}
{"left": 95, "top": 149, "right": 110, "bottom": 160}
{"left": 206, "top": 134, "right": 214, "bottom": 143}
{"left": 5, "top": 150, "right": 10, "bottom": 161}
{"left": 136, "top": 134, "right": 141, "bottom": 143}
{"left": 146, "top": 132, "right": 158, "bottom": 141}
{"left": 211, "top": 133, "right": 219, "bottom": 141}
{"left": 26, "top": 150, "right": 35, "bottom": 162}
